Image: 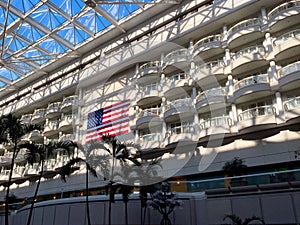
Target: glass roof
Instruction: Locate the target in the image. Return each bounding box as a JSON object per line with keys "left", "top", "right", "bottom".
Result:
{"left": 0, "top": 0, "right": 167, "bottom": 88}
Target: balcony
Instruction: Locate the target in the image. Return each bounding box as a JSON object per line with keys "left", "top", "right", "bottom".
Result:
{"left": 59, "top": 134, "right": 75, "bottom": 142}
{"left": 194, "top": 60, "right": 226, "bottom": 87}
{"left": 163, "top": 49, "right": 190, "bottom": 73}
{"left": 46, "top": 102, "right": 61, "bottom": 119}
{"left": 195, "top": 87, "right": 227, "bottom": 113}
{"left": 29, "top": 130, "right": 44, "bottom": 142}
{"left": 237, "top": 105, "right": 277, "bottom": 132}
{"left": 272, "top": 29, "right": 300, "bottom": 62}
{"left": 61, "top": 95, "right": 78, "bottom": 113}
{"left": 233, "top": 74, "right": 271, "bottom": 104}
{"left": 164, "top": 73, "right": 193, "bottom": 97}
{"left": 164, "top": 98, "right": 195, "bottom": 122}
{"left": 166, "top": 124, "right": 197, "bottom": 146}
{"left": 278, "top": 61, "right": 300, "bottom": 91}
{"left": 136, "top": 83, "right": 162, "bottom": 106}
{"left": 31, "top": 108, "right": 46, "bottom": 124}
{"left": 268, "top": 0, "right": 300, "bottom": 32}
{"left": 20, "top": 114, "right": 32, "bottom": 124}
{"left": 58, "top": 115, "right": 73, "bottom": 132}
{"left": 139, "top": 133, "right": 163, "bottom": 150}
{"left": 136, "top": 108, "right": 162, "bottom": 129}
{"left": 231, "top": 45, "right": 266, "bottom": 74}
{"left": 284, "top": 97, "right": 300, "bottom": 123}
{"left": 137, "top": 61, "right": 161, "bottom": 84}
{"left": 227, "top": 18, "right": 262, "bottom": 49}
{"left": 193, "top": 34, "right": 223, "bottom": 61}
{"left": 199, "top": 116, "right": 232, "bottom": 140}
{"left": 44, "top": 121, "right": 59, "bottom": 137}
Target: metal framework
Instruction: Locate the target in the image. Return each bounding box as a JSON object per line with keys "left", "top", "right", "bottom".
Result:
{"left": 0, "top": 0, "right": 178, "bottom": 88}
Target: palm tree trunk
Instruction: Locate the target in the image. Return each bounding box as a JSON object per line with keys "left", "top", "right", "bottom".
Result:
{"left": 142, "top": 206, "right": 147, "bottom": 225}
{"left": 86, "top": 166, "right": 92, "bottom": 225}
{"left": 26, "top": 160, "right": 44, "bottom": 225}
{"left": 108, "top": 188, "right": 112, "bottom": 225}
{"left": 5, "top": 143, "right": 17, "bottom": 225}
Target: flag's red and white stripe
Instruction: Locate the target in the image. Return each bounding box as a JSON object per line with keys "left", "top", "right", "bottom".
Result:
{"left": 85, "top": 100, "right": 130, "bottom": 143}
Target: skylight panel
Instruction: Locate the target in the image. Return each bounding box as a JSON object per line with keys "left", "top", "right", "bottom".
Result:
{"left": 77, "top": 10, "right": 111, "bottom": 34}
{"left": 39, "top": 37, "right": 68, "bottom": 54}
{"left": 50, "top": 0, "right": 84, "bottom": 17}
{"left": 57, "top": 24, "right": 91, "bottom": 46}
{"left": 30, "top": 4, "right": 67, "bottom": 31}
{"left": 0, "top": 7, "right": 18, "bottom": 26}
{"left": 100, "top": 1, "right": 139, "bottom": 21}
{"left": 18, "top": 22, "right": 45, "bottom": 42}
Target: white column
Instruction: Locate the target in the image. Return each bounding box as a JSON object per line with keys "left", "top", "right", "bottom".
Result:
{"left": 231, "top": 103, "right": 238, "bottom": 126}
{"left": 225, "top": 48, "right": 231, "bottom": 67}
{"left": 269, "top": 60, "right": 277, "bottom": 83}
{"left": 264, "top": 32, "right": 272, "bottom": 53}
{"left": 261, "top": 7, "right": 268, "bottom": 28}
{"left": 275, "top": 92, "right": 284, "bottom": 116}
{"left": 223, "top": 24, "right": 228, "bottom": 43}
{"left": 227, "top": 74, "right": 233, "bottom": 96}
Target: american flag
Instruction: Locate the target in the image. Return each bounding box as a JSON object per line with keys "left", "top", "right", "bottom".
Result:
{"left": 85, "top": 100, "right": 130, "bottom": 143}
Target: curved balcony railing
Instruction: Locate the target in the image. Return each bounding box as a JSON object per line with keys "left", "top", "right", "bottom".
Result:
{"left": 273, "top": 29, "right": 300, "bottom": 46}
{"left": 140, "top": 133, "right": 161, "bottom": 142}
{"left": 170, "top": 124, "right": 194, "bottom": 135}
{"left": 194, "top": 34, "right": 222, "bottom": 48}
{"left": 278, "top": 61, "right": 300, "bottom": 78}
{"left": 284, "top": 96, "right": 300, "bottom": 111}
{"left": 167, "top": 72, "right": 189, "bottom": 83}
{"left": 268, "top": 0, "right": 300, "bottom": 20}
{"left": 137, "top": 108, "right": 161, "bottom": 118}
{"left": 195, "top": 59, "right": 225, "bottom": 72}
{"left": 228, "top": 18, "right": 261, "bottom": 36}
{"left": 164, "top": 49, "right": 189, "bottom": 62}
{"left": 59, "top": 134, "right": 75, "bottom": 142}
{"left": 196, "top": 87, "right": 227, "bottom": 102}
{"left": 47, "top": 102, "right": 61, "bottom": 112}
{"left": 233, "top": 45, "right": 265, "bottom": 60}
{"left": 21, "top": 114, "right": 32, "bottom": 124}
{"left": 138, "top": 61, "right": 160, "bottom": 73}
{"left": 61, "top": 95, "right": 78, "bottom": 110}
{"left": 200, "top": 116, "right": 232, "bottom": 129}
{"left": 234, "top": 74, "right": 269, "bottom": 91}
{"left": 32, "top": 108, "right": 46, "bottom": 120}
{"left": 165, "top": 98, "right": 193, "bottom": 111}
{"left": 45, "top": 120, "right": 59, "bottom": 130}
{"left": 238, "top": 105, "right": 276, "bottom": 121}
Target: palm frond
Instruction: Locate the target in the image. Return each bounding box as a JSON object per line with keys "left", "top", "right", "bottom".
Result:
{"left": 223, "top": 214, "right": 242, "bottom": 225}
{"left": 243, "top": 216, "right": 265, "bottom": 225}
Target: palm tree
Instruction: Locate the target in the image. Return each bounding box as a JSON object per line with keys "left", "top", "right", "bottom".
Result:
{"left": 0, "top": 114, "right": 40, "bottom": 225}
{"left": 222, "top": 157, "right": 248, "bottom": 187}
{"left": 20, "top": 140, "right": 75, "bottom": 225}
{"left": 101, "top": 135, "right": 141, "bottom": 225}
{"left": 222, "top": 214, "right": 265, "bottom": 225}
{"left": 59, "top": 141, "right": 108, "bottom": 225}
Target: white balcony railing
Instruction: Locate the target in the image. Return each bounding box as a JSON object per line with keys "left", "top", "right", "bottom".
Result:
{"left": 137, "top": 108, "right": 161, "bottom": 118}
{"left": 234, "top": 74, "right": 269, "bottom": 91}
{"left": 196, "top": 87, "right": 227, "bottom": 102}
{"left": 32, "top": 108, "right": 46, "bottom": 120}
{"left": 268, "top": 0, "right": 300, "bottom": 20}
{"left": 47, "top": 102, "right": 61, "bottom": 112}
{"left": 61, "top": 95, "right": 78, "bottom": 109}
{"left": 233, "top": 45, "right": 265, "bottom": 60}
{"left": 140, "top": 133, "right": 161, "bottom": 142}
{"left": 167, "top": 72, "right": 189, "bottom": 83}
{"left": 228, "top": 18, "right": 261, "bottom": 36}
{"left": 164, "top": 49, "right": 189, "bottom": 62}
{"left": 138, "top": 61, "right": 160, "bottom": 73}
{"left": 273, "top": 29, "right": 300, "bottom": 46}
{"left": 238, "top": 105, "right": 275, "bottom": 121}
{"left": 165, "top": 98, "right": 193, "bottom": 111}
{"left": 200, "top": 116, "right": 232, "bottom": 129}
{"left": 284, "top": 97, "right": 300, "bottom": 111}
{"left": 278, "top": 61, "right": 300, "bottom": 78}
{"left": 21, "top": 114, "right": 32, "bottom": 124}
{"left": 195, "top": 59, "right": 225, "bottom": 72}
{"left": 170, "top": 124, "right": 194, "bottom": 135}
{"left": 194, "top": 34, "right": 222, "bottom": 48}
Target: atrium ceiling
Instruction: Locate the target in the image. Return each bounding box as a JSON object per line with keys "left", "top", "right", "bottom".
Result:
{"left": 0, "top": 0, "right": 179, "bottom": 89}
